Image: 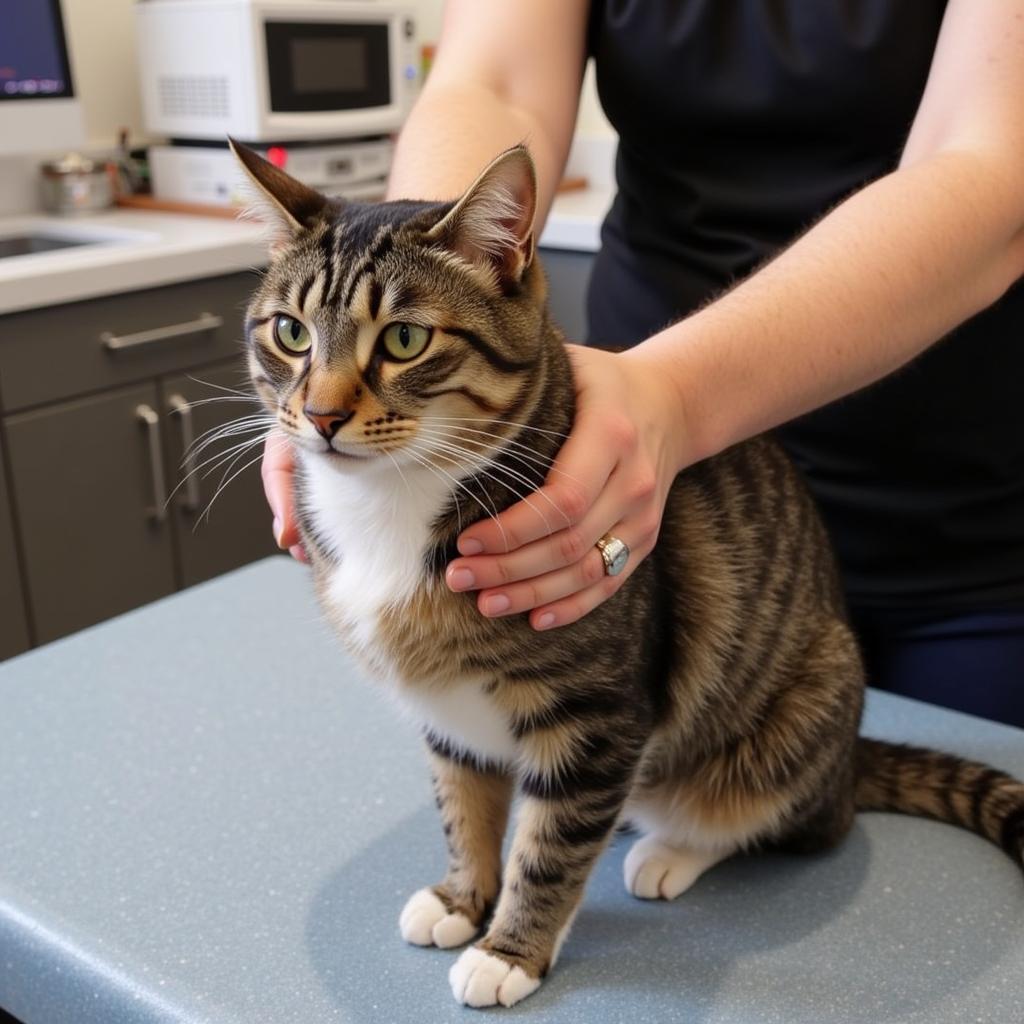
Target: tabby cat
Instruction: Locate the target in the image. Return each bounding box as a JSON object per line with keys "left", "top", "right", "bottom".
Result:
{"left": 231, "top": 139, "right": 1024, "bottom": 1009}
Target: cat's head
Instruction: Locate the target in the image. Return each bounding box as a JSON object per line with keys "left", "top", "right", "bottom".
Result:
{"left": 232, "top": 140, "right": 553, "bottom": 476}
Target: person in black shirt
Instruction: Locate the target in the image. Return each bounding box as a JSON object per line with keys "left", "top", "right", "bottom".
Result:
{"left": 264, "top": 1, "right": 1024, "bottom": 724}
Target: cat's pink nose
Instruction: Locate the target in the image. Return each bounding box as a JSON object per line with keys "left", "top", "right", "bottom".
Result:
{"left": 304, "top": 408, "right": 354, "bottom": 441}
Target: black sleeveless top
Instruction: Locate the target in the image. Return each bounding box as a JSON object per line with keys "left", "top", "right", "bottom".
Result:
{"left": 587, "top": 0, "right": 1024, "bottom": 610}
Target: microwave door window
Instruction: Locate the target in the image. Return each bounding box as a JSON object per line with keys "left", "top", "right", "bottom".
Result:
{"left": 265, "top": 22, "right": 391, "bottom": 112}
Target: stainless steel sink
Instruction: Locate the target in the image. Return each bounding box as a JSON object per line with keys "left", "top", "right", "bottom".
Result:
{"left": 0, "top": 234, "right": 95, "bottom": 259}
{"left": 0, "top": 223, "right": 160, "bottom": 262}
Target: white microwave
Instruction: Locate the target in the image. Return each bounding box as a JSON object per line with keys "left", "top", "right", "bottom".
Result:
{"left": 135, "top": 0, "right": 417, "bottom": 142}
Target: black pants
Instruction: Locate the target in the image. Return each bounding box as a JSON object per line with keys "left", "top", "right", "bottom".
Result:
{"left": 849, "top": 607, "right": 1024, "bottom": 728}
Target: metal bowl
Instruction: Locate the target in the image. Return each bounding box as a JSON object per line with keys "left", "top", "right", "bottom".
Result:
{"left": 40, "top": 153, "right": 115, "bottom": 215}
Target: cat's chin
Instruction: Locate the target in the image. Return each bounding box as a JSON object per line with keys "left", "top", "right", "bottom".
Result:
{"left": 300, "top": 443, "right": 394, "bottom": 476}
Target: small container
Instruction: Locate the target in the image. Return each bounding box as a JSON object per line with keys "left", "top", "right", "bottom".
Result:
{"left": 40, "top": 153, "right": 116, "bottom": 215}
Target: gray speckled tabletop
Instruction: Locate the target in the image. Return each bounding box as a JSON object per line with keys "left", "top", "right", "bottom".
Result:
{"left": 0, "top": 557, "right": 1022, "bottom": 1024}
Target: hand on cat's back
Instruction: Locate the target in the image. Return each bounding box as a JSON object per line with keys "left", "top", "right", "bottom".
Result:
{"left": 444, "top": 344, "right": 691, "bottom": 630}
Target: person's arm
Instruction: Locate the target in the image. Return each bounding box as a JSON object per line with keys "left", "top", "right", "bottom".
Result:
{"left": 449, "top": 0, "right": 1024, "bottom": 630}
{"left": 261, "top": 0, "right": 589, "bottom": 554}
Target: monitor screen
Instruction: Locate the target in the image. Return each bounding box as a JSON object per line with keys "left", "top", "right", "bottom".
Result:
{"left": 0, "top": 0, "right": 75, "bottom": 101}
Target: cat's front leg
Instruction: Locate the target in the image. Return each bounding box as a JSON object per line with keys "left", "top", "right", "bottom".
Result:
{"left": 400, "top": 740, "right": 513, "bottom": 949}
{"left": 449, "top": 738, "right": 638, "bottom": 1008}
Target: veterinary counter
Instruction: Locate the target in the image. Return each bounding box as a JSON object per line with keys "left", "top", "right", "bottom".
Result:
{"left": 0, "top": 557, "right": 1021, "bottom": 1023}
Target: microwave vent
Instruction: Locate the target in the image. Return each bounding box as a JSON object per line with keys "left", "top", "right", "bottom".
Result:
{"left": 158, "top": 76, "right": 230, "bottom": 119}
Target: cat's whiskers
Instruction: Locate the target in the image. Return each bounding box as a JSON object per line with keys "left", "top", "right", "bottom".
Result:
{"left": 164, "top": 436, "right": 266, "bottom": 515}
{"left": 412, "top": 434, "right": 566, "bottom": 535}
{"left": 164, "top": 427, "right": 271, "bottom": 511}
{"left": 384, "top": 449, "right": 415, "bottom": 502}
{"left": 184, "top": 413, "right": 275, "bottom": 462}
{"left": 407, "top": 439, "right": 545, "bottom": 543}
{"left": 197, "top": 432, "right": 270, "bottom": 481}
{"left": 176, "top": 393, "right": 260, "bottom": 407}
{"left": 404, "top": 440, "right": 508, "bottom": 549}
{"left": 186, "top": 422, "right": 274, "bottom": 464}
{"left": 421, "top": 415, "right": 571, "bottom": 442}
{"left": 182, "top": 428, "right": 274, "bottom": 482}
{"left": 414, "top": 425, "right": 573, "bottom": 504}
{"left": 196, "top": 430, "right": 289, "bottom": 527}
{"left": 416, "top": 422, "right": 582, "bottom": 484}
{"left": 197, "top": 447, "right": 268, "bottom": 527}
{"left": 184, "top": 375, "right": 255, "bottom": 398}
{"left": 416, "top": 423, "right": 545, "bottom": 464}
{"left": 396, "top": 445, "right": 464, "bottom": 535}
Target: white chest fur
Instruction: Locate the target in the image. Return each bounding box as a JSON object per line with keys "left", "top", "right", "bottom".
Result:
{"left": 301, "top": 451, "right": 448, "bottom": 653}
{"left": 301, "top": 452, "right": 516, "bottom": 764}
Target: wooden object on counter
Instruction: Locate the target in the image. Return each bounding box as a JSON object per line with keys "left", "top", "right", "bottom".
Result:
{"left": 116, "top": 194, "right": 242, "bottom": 219}
{"left": 555, "top": 175, "right": 589, "bottom": 193}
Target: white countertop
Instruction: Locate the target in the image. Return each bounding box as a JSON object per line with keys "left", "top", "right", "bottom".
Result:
{"left": 0, "top": 210, "right": 269, "bottom": 316}
{"left": 0, "top": 187, "right": 611, "bottom": 316}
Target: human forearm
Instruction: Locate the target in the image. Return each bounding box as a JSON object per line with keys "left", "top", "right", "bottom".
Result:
{"left": 633, "top": 149, "right": 1024, "bottom": 467}
{"left": 384, "top": 0, "right": 587, "bottom": 222}
{"left": 386, "top": 80, "right": 564, "bottom": 225}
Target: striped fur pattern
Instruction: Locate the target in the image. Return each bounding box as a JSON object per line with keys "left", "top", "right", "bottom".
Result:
{"left": 233, "top": 142, "right": 1024, "bottom": 1009}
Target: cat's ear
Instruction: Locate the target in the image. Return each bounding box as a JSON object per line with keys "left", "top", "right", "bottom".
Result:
{"left": 426, "top": 145, "right": 537, "bottom": 288}
{"left": 229, "top": 137, "right": 331, "bottom": 249}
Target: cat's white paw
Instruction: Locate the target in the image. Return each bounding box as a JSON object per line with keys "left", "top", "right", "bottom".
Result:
{"left": 623, "top": 836, "right": 724, "bottom": 900}
{"left": 399, "top": 888, "right": 477, "bottom": 948}
{"left": 449, "top": 947, "right": 541, "bottom": 1008}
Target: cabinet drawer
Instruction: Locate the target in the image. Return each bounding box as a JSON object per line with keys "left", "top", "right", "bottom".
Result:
{"left": 0, "top": 272, "right": 261, "bottom": 413}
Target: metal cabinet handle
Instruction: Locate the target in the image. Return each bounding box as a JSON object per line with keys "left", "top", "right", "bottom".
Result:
{"left": 102, "top": 312, "right": 223, "bottom": 352}
{"left": 169, "top": 393, "right": 201, "bottom": 513}
{"left": 136, "top": 404, "right": 168, "bottom": 524}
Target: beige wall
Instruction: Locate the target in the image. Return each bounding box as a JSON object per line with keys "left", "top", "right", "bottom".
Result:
{"left": 63, "top": 0, "right": 145, "bottom": 148}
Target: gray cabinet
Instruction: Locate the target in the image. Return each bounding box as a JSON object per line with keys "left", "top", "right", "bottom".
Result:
{"left": 540, "top": 248, "right": 593, "bottom": 342}
{"left": 0, "top": 435, "right": 30, "bottom": 659}
{"left": 0, "top": 271, "right": 280, "bottom": 652}
{"left": 7, "top": 382, "right": 178, "bottom": 644}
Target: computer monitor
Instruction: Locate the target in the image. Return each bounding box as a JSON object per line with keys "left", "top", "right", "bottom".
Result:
{"left": 0, "top": 0, "right": 84, "bottom": 154}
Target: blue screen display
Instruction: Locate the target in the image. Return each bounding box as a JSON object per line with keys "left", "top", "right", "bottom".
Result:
{"left": 0, "top": 0, "right": 74, "bottom": 100}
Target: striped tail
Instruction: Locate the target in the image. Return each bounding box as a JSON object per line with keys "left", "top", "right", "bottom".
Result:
{"left": 855, "top": 737, "right": 1024, "bottom": 870}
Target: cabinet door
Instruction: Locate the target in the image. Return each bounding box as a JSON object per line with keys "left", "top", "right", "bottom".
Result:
{"left": 0, "top": 434, "right": 31, "bottom": 659}
{"left": 161, "top": 364, "right": 279, "bottom": 588}
{"left": 6, "top": 383, "right": 177, "bottom": 644}
{"left": 539, "top": 248, "right": 593, "bottom": 342}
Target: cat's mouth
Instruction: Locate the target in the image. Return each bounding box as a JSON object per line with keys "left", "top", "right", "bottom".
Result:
{"left": 322, "top": 444, "right": 374, "bottom": 461}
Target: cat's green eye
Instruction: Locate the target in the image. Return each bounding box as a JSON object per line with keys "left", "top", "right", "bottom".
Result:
{"left": 273, "top": 314, "right": 312, "bottom": 355}
{"left": 382, "top": 322, "right": 431, "bottom": 361}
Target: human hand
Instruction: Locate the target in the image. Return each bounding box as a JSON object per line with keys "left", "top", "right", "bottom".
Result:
{"left": 262, "top": 430, "right": 307, "bottom": 562}
{"left": 444, "top": 344, "right": 690, "bottom": 630}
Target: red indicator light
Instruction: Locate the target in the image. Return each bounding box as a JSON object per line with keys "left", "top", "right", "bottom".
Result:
{"left": 266, "top": 146, "right": 288, "bottom": 168}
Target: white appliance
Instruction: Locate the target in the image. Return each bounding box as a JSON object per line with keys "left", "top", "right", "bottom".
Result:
{"left": 135, "top": 0, "right": 417, "bottom": 143}
{"left": 149, "top": 138, "right": 394, "bottom": 205}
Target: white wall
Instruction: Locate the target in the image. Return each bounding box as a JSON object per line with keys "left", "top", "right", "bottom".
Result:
{"left": 63, "top": 0, "right": 145, "bottom": 148}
